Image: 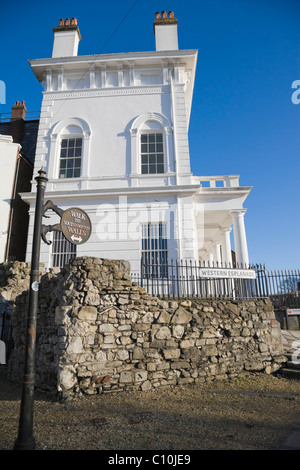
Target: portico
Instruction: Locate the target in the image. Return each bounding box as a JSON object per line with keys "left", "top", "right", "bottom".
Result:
{"left": 194, "top": 174, "right": 251, "bottom": 267}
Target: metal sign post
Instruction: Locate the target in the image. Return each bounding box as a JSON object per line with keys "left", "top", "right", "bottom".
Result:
{"left": 14, "top": 169, "right": 92, "bottom": 450}
{"left": 14, "top": 168, "right": 48, "bottom": 450}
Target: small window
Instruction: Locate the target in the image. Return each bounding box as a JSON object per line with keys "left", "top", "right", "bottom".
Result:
{"left": 142, "top": 223, "right": 168, "bottom": 278}
{"left": 141, "top": 133, "right": 164, "bottom": 174}
{"left": 51, "top": 231, "right": 76, "bottom": 268}
{"left": 59, "top": 137, "right": 82, "bottom": 178}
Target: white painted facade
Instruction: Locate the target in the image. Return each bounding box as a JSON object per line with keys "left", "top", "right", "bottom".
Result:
{"left": 22, "top": 12, "right": 252, "bottom": 272}
{"left": 0, "top": 135, "right": 20, "bottom": 262}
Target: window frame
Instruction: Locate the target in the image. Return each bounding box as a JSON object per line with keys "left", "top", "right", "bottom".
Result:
{"left": 141, "top": 222, "right": 168, "bottom": 278}
{"left": 58, "top": 135, "right": 83, "bottom": 179}
{"left": 47, "top": 118, "right": 91, "bottom": 182}
{"left": 129, "top": 112, "right": 173, "bottom": 178}
{"left": 140, "top": 131, "right": 165, "bottom": 175}
{"left": 51, "top": 231, "right": 77, "bottom": 268}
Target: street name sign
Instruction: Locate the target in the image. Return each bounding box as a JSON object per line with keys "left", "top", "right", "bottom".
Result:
{"left": 198, "top": 268, "right": 256, "bottom": 279}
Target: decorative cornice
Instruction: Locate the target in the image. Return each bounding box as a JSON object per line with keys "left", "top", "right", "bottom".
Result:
{"left": 43, "top": 85, "right": 170, "bottom": 101}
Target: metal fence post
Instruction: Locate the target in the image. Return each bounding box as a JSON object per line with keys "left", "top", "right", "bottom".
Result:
{"left": 14, "top": 168, "right": 48, "bottom": 450}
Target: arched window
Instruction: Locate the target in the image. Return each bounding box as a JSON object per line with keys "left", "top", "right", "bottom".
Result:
{"left": 47, "top": 117, "right": 91, "bottom": 180}
{"left": 130, "top": 112, "right": 173, "bottom": 177}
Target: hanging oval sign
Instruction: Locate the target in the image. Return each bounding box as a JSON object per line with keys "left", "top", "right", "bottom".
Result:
{"left": 61, "top": 207, "right": 92, "bottom": 245}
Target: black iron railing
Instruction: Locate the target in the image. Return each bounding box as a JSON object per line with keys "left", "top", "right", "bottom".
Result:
{"left": 254, "top": 264, "right": 300, "bottom": 308}
{"left": 131, "top": 260, "right": 300, "bottom": 306}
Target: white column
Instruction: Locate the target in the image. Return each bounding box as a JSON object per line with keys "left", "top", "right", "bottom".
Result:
{"left": 213, "top": 242, "right": 222, "bottom": 265}
{"left": 101, "top": 63, "right": 106, "bottom": 88}
{"left": 231, "top": 209, "right": 249, "bottom": 267}
{"left": 89, "top": 64, "right": 95, "bottom": 89}
{"left": 221, "top": 228, "right": 232, "bottom": 267}
{"left": 46, "top": 67, "right": 52, "bottom": 91}
{"left": 118, "top": 63, "right": 124, "bottom": 87}
{"left": 129, "top": 61, "right": 135, "bottom": 86}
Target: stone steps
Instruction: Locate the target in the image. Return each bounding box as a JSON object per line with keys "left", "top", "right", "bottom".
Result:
{"left": 281, "top": 355, "right": 300, "bottom": 380}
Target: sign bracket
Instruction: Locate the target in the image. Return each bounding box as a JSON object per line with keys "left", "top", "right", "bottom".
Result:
{"left": 41, "top": 200, "right": 91, "bottom": 246}
{"left": 41, "top": 200, "right": 64, "bottom": 245}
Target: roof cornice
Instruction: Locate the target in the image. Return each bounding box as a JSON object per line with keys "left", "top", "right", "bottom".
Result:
{"left": 29, "top": 49, "right": 198, "bottom": 71}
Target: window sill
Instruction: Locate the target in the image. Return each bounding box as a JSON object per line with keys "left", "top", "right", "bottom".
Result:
{"left": 130, "top": 172, "right": 176, "bottom": 178}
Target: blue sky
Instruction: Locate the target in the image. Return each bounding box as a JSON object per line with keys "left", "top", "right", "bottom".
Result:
{"left": 0, "top": 0, "right": 299, "bottom": 270}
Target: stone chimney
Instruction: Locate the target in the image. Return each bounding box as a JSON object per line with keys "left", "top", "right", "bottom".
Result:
{"left": 52, "top": 18, "right": 81, "bottom": 58}
{"left": 9, "top": 101, "right": 26, "bottom": 144}
{"left": 154, "top": 11, "right": 178, "bottom": 51}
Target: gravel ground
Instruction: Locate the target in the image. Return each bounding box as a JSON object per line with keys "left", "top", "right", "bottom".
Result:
{"left": 1, "top": 366, "right": 300, "bottom": 452}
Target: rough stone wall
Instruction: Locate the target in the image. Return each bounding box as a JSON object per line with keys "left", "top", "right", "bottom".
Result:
{"left": 0, "top": 261, "right": 36, "bottom": 360}
{"left": 5, "top": 257, "right": 286, "bottom": 398}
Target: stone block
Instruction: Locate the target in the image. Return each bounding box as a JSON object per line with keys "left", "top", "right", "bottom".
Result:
{"left": 258, "top": 343, "right": 269, "bottom": 353}
{"left": 180, "top": 339, "right": 195, "bottom": 348}
{"left": 103, "top": 335, "right": 115, "bottom": 344}
{"left": 244, "top": 361, "right": 264, "bottom": 371}
{"left": 201, "top": 345, "right": 218, "bottom": 356}
{"left": 172, "top": 324, "right": 185, "bottom": 339}
{"left": 171, "top": 307, "right": 192, "bottom": 324}
{"left": 116, "top": 349, "right": 130, "bottom": 361}
{"left": 77, "top": 306, "right": 98, "bottom": 321}
{"left": 132, "top": 347, "right": 144, "bottom": 360}
{"left": 57, "top": 366, "right": 77, "bottom": 391}
{"left": 67, "top": 337, "right": 83, "bottom": 354}
{"left": 157, "top": 310, "right": 171, "bottom": 323}
{"left": 135, "top": 370, "right": 147, "bottom": 382}
{"left": 87, "top": 270, "right": 100, "bottom": 280}
{"left": 155, "top": 326, "right": 171, "bottom": 340}
{"left": 117, "top": 296, "right": 129, "bottom": 305}
{"left": 163, "top": 348, "right": 181, "bottom": 360}
{"left": 85, "top": 292, "right": 101, "bottom": 305}
{"left": 99, "top": 323, "right": 115, "bottom": 333}
{"left": 141, "top": 380, "right": 151, "bottom": 391}
{"left": 119, "top": 370, "right": 134, "bottom": 383}
{"left": 170, "top": 360, "right": 190, "bottom": 369}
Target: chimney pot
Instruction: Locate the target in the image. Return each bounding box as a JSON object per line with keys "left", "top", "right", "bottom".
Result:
{"left": 162, "top": 11, "right": 167, "bottom": 18}
{"left": 65, "top": 18, "right": 70, "bottom": 25}
{"left": 155, "top": 12, "right": 161, "bottom": 18}
{"left": 59, "top": 18, "right": 64, "bottom": 25}
{"left": 15, "top": 101, "right": 19, "bottom": 105}
{"left": 71, "top": 18, "right": 77, "bottom": 25}
{"left": 169, "top": 11, "right": 174, "bottom": 18}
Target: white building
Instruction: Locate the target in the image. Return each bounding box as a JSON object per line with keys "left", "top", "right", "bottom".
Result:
{"left": 22, "top": 12, "right": 252, "bottom": 273}
{"left": 0, "top": 135, "right": 21, "bottom": 262}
